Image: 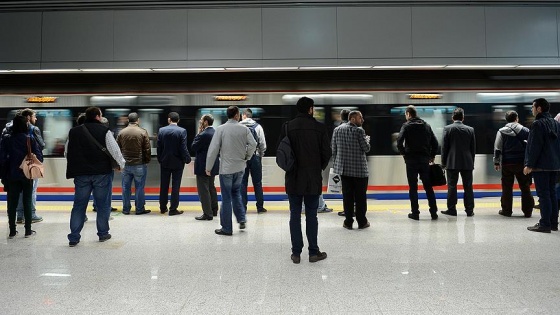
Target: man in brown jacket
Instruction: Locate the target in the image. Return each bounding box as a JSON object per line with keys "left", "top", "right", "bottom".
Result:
{"left": 117, "top": 112, "right": 152, "bottom": 215}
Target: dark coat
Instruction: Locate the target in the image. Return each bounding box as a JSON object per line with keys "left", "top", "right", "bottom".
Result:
{"left": 278, "top": 113, "right": 331, "bottom": 195}
{"left": 525, "top": 112, "right": 560, "bottom": 170}
{"left": 157, "top": 124, "right": 191, "bottom": 170}
{"left": 66, "top": 121, "right": 112, "bottom": 179}
{"left": 441, "top": 121, "right": 476, "bottom": 170}
{"left": 4, "top": 133, "right": 43, "bottom": 180}
{"left": 397, "top": 117, "right": 438, "bottom": 164}
{"left": 191, "top": 126, "right": 219, "bottom": 176}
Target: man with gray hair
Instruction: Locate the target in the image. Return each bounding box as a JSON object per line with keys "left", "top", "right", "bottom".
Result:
{"left": 117, "top": 112, "right": 152, "bottom": 215}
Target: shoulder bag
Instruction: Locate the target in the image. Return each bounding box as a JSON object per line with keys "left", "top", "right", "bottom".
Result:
{"left": 20, "top": 136, "right": 44, "bottom": 179}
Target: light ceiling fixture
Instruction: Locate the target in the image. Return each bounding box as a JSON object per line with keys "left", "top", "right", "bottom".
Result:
{"left": 152, "top": 68, "right": 225, "bottom": 72}
{"left": 373, "top": 65, "right": 445, "bottom": 69}
{"left": 80, "top": 68, "right": 152, "bottom": 72}
{"left": 299, "top": 66, "right": 372, "bottom": 70}
{"left": 446, "top": 65, "right": 516, "bottom": 69}
{"left": 225, "top": 67, "right": 298, "bottom": 71}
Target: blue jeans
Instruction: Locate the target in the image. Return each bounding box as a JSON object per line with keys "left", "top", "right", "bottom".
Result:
{"left": 301, "top": 195, "right": 326, "bottom": 213}
{"left": 288, "top": 194, "right": 320, "bottom": 256}
{"left": 68, "top": 174, "right": 112, "bottom": 243}
{"left": 533, "top": 171, "right": 559, "bottom": 228}
{"left": 159, "top": 166, "right": 184, "bottom": 212}
{"left": 219, "top": 171, "right": 245, "bottom": 234}
{"left": 16, "top": 178, "right": 38, "bottom": 218}
{"left": 241, "top": 155, "right": 264, "bottom": 211}
{"left": 122, "top": 164, "right": 147, "bottom": 213}
{"left": 93, "top": 171, "right": 114, "bottom": 209}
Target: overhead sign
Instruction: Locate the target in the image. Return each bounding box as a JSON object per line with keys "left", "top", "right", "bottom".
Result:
{"left": 26, "top": 96, "right": 58, "bottom": 103}
{"left": 214, "top": 95, "right": 247, "bottom": 101}
{"left": 408, "top": 93, "right": 442, "bottom": 99}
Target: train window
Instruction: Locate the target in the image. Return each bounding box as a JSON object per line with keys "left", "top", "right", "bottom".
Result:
{"left": 332, "top": 106, "right": 358, "bottom": 126}
{"left": 196, "top": 107, "right": 265, "bottom": 133}
{"left": 138, "top": 109, "right": 164, "bottom": 155}
{"left": 312, "top": 107, "right": 325, "bottom": 123}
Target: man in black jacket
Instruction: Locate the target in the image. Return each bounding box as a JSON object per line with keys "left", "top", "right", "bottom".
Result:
{"left": 397, "top": 105, "right": 439, "bottom": 220}
{"left": 278, "top": 97, "right": 331, "bottom": 264}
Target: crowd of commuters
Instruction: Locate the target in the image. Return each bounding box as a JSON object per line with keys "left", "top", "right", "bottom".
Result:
{"left": 2, "top": 97, "right": 560, "bottom": 261}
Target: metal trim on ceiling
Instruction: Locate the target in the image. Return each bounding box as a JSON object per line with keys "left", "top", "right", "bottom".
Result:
{"left": 0, "top": 0, "right": 559, "bottom": 11}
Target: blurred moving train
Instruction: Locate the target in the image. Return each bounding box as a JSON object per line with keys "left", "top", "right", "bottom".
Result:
{"left": 1, "top": 89, "right": 558, "bottom": 202}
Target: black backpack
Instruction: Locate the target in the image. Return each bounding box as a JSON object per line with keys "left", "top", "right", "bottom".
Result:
{"left": 276, "top": 123, "right": 295, "bottom": 172}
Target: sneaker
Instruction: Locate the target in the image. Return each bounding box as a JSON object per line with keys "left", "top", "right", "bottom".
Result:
{"left": 239, "top": 222, "right": 246, "bottom": 230}
{"left": 31, "top": 216, "right": 43, "bottom": 223}
{"left": 8, "top": 231, "right": 18, "bottom": 239}
{"left": 69, "top": 241, "right": 79, "bottom": 247}
{"left": 318, "top": 207, "right": 333, "bottom": 213}
{"left": 16, "top": 218, "right": 23, "bottom": 224}
{"left": 24, "top": 230, "right": 36, "bottom": 238}
{"left": 99, "top": 234, "right": 112, "bottom": 242}
{"left": 309, "top": 252, "right": 327, "bottom": 263}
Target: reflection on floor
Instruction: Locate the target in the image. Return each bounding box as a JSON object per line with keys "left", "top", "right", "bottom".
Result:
{"left": 0, "top": 198, "right": 558, "bottom": 314}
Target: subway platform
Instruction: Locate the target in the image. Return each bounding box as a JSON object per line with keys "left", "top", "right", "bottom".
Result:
{"left": 1, "top": 197, "right": 559, "bottom": 314}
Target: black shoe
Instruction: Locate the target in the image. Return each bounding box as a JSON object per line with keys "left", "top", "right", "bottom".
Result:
{"left": 441, "top": 210, "right": 457, "bottom": 216}
{"left": 499, "top": 210, "right": 512, "bottom": 217}
{"left": 99, "top": 234, "right": 112, "bottom": 242}
{"left": 309, "top": 251, "right": 327, "bottom": 263}
{"left": 215, "top": 229, "right": 232, "bottom": 236}
{"left": 408, "top": 213, "right": 419, "bottom": 221}
{"left": 358, "top": 222, "right": 371, "bottom": 229}
{"left": 257, "top": 208, "right": 267, "bottom": 213}
{"left": 291, "top": 254, "right": 301, "bottom": 264}
{"left": 8, "top": 230, "right": 18, "bottom": 239}
{"left": 239, "top": 222, "right": 246, "bottom": 229}
{"left": 122, "top": 211, "right": 130, "bottom": 215}
{"left": 168, "top": 210, "right": 184, "bottom": 216}
{"left": 92, "top": 208, "right": 97, "bottom": 212}
{"left": 24, "top": 230, "right": 36, "bottom": 238}
{"left": 69, "top": 241, "right": 79, "bottom": 247}
{"left": 527, "top": 223, "right": 551, "bottom": 233}
{"left": 552, "top": 225, "right": 558, "bottom": 231}
{"left": 212, "top": 211, "right": 218, "bottom": 217}
{"left": 160, "top": 208, "right": 168, "bottom": 214}
{"left": 430, "top": 211, "right": 439, "bottom": 220}
{"left": 534, "top": 204, "right": 540, "bottom": 209}
{"left": 136, "top": 210, "right": 151, "bottom": 215}
{"left": 523, "top": 211, "right": 533, "bottom": 218}
{"left": 338, "top": 211, "right": 345, "bottom": 217}
{"left": 195, "top": 214, "right": 213, "bottom": 221}
{"left": 343, "top": 222, "right": 353, "bottom": 230}
{"left": 465, "top": 211, "right": 474, "bottom": 217}
{"left": 111, "top": 207, "right": 117, "bottom": 212}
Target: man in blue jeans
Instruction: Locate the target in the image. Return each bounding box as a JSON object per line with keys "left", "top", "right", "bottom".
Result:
{"left": 278, "top": 97, "right": 331, "bottom": 263}
{"left": 206, "top": 106, "right": 257, "bottom": 236}
{"left": 66, "top": 107, "right": 125, "bottom": 247}
{"left": 240, "top": 108, "right": 268, "bottom": 214}
{"left": 524, "top": 98, "right": 560, "bottom": 233}
{"left": 117, "top": 112, "right": 152, "bottom": 215}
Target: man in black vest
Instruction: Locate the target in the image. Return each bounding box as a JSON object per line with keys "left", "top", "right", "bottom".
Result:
{"left": 66, "top": 107, "right": 125, "bottom": 247}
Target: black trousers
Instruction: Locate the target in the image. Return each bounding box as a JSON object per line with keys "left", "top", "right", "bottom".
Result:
{"left": 196, "top": 175, "right": 219, "bottom": 217}
{"left": 341, "top": 175, "right": 368, "bottom": 227}
{"left": 500, "top": 163, "right": 534, "bottom": 214}
{"left": 406, "top": 162, "right": 437, "bottom": 214}
{"left": 446, "top": 169, "right": 474, "bottom": 212}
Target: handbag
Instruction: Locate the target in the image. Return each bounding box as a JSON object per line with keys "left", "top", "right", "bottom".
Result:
{"left": 327, "top": 168, "right": 342, "bottom": 194}
{"left": 20, "top": 136, "right": 44, "bottom": 179}
{"left": 80, "top": 125, "right": 120, "bottom": 170}
{"left": 429, "top": 164, "right": 446, "bottom": 186}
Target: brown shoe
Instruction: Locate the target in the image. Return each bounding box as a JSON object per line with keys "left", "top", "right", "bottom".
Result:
{"left": 309, "top": 252, "right": 327, "bottom": 263}
{"left": 291, "top": 254, "right": 300, "bottom": 264}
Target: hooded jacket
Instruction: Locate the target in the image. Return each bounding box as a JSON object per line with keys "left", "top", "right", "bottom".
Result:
{"left": 493, "top": 122, "right": 529, "bottom": 165}
{"left": 525, "top": 112, "right": 560, "bottom": 171}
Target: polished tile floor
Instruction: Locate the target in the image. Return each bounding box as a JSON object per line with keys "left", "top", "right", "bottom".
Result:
{"left": 1, "top": 197, "right": 559, "bottom": 314}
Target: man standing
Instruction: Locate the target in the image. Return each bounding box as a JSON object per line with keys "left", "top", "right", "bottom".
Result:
{"left": 524, "top": 98, "right": 560, "bottom": 233}
{"left": 240, "top": 108, "right": 268, "bottom": 214}
{"left": 157, "top": 112, "right": 191, "bottom": 216}
{"left": 16, "top": 108, "right": 45, "bottom": 224}
{"left": 337, "top": 108, "right": 351, "bottom": 217}
{"left": 280, "top": 97, "right": 331, "bottom": 264}
{"left": 206, "top": 106, "right": 257, "bottom": 236}
{"left": 332, "top": 110, "right": 371, "bottom": 230}
{"left": 441, "top": 107, "right": 476, "bottom": 217}
{"left": 397, "top": 105, "right": 439, "bottom": 220}
{"left": 66, "top": 107, "right": 125, "bottom": 247}
{"left": 117, "top": 112, "right": 152, "bottom": 215}
{"left": 192, "top": 114, "right": 219, "bottom": 221}
{"left": 493, "top": 110, "right": 534, "bottom": 217}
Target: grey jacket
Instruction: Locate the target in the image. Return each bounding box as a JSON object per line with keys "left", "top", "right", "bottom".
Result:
{"left": 206, "top": 119, "right": 257, "bottom": 175}
{"left": 240, "top": 118, "right": 267, "bottom": 156}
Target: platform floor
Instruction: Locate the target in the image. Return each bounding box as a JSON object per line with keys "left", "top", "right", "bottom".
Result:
{"left": 1, "top": 197, "right": 559, "bottom": 314}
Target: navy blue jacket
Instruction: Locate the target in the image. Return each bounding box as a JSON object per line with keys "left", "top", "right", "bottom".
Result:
{"left": 5, "top": 133, "right": 43, "bottom": 180}
{"left": 525, "top": 112, "right": 560, "bottom": 170}
{"left": 157, "top": 124, "right": 191, "bottom": 170}
{"left": 191, "top": 127, "right": 219, "bottom": 176}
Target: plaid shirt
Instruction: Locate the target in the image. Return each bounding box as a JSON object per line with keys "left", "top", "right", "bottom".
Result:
{"left": 332, "top": 122, "right": 370, "bottom": 177}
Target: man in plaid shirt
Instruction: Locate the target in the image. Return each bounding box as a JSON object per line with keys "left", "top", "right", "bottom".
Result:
{"left": 332, "top": 111, "right": 371, "bottom": 229}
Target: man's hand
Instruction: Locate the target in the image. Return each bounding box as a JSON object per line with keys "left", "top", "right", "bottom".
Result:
{"left": 494, "top": 165, "right": 500, "bottom": 171}
{"left": 205, "top": 170, "right": 211, "bottom": 176}
{"left": 523, "top": 166, "right": 533, "bottom": 175}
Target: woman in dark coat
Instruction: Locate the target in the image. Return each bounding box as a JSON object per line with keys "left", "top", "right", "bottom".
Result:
{"left": 4, "top": 114, "right": 43, "bottom": 238}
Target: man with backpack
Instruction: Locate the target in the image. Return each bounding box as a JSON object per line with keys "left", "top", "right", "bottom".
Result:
{"left": 493, "top": 110, "right": 534, "bottom": 218}
{"left": 240, "top": 108, "right": 268, "bottom": 214}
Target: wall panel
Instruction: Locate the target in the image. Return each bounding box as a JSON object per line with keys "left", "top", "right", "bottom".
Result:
{"left": 188, "top": 8, "right": 262, "bottom": 60}
{"left": 114, "top": 10, "right": 188, "bottom": 61}
{"left": 0, "top": 12, "right": 42, "bottom": 63}
{"left": 42, "top": 11, "right": 114, "bottom": 62}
